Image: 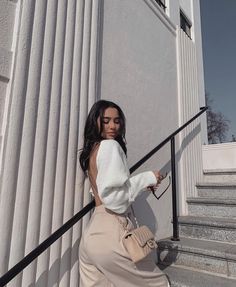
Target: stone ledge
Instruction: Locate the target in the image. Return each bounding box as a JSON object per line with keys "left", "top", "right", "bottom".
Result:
{"left": 179, "top": 215, "right": 236, "bottom": 229}
{"left": 203, "top": 169, "right": 236, "bottom": 174}
{"left": 187, "top": 197, "right": 236, "bottom": 205}
{"left": 158, "top": 237, "right": 236, "bottom": 261}
{"left": 158, "top": 237, "right": 236, "bottom": 277}
{"left": 196, "top": 182, "right": 236, "bottom": 187}
{"left": 179, "top": 216, "right": 236, "bottom": 243}
{"left": 159, "top": 265, "right": 236, "bottom": 287}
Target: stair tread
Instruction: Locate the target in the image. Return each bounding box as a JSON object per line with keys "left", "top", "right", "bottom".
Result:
{"left": 158, "top": 237, "right": 236, "bottom": 260}
{"left": 196, "top": 182, "right": 236, "bottom": 187}
{"left": 204, "top": 169, "right": 236, "bottom": 174}
{"left": 179, "top": 215, "right": 236, "bottom": 228}
{"left": 159, "top": 265, "right": 236, "bottom": 287}
{"left": 187, "top": 197, "right": 236, "bottom": 204}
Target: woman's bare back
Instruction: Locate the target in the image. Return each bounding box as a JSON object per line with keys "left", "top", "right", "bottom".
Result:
{"left": 88, "top": 144, "right": 103, "bottom": 206}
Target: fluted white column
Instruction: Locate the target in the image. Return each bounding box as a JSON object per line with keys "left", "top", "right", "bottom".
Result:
{"left": 177, "top": 27, "right": 203, "bottom": 214}
{"left": 35, "top": 0, "right": 67, "bottom": 285}
{"left": 78, "top": 0, "right": 93, "bottom": 145}
{"left": 75, "top": 0, "right": 93, "bottom": 235}
{"left": 57, "top": 0, "right": 79, "bottom": 285}
{"left": 88, "top": 0, "right": 102, "bottom": 108}
{"left": 0, "top": 0, "right": 103, "bottom": 286}
{"left": 0, "top": 0, "right": 35, "bottom": 277}
{"left": 21, "top": 0, "right": 58, "bottom": 286}
{"left": 69, "top": 1, "right": 86, "bottom": 286}
{"left": 7, "top": 2, "right": 48, "bottom": 286}
{"left": 46, "top": 0, "right": 76, "bottom": 286}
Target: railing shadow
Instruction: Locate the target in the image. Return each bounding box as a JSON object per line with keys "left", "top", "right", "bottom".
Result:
{"left": 157, "top": 243, "right": 179, "bottom": 270}
{"left": 133, "top": 122, "right": 201, "bottom": 231}
{"left": 30, "top": 238, "right": 80, "bottom": 287}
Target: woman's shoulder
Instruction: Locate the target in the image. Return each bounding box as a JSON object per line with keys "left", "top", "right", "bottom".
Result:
{"left": 100, "top": 139, "right": 120, "bottom": 149}
{"left": 97, "top": 139, "right": 124, "bottom": 159}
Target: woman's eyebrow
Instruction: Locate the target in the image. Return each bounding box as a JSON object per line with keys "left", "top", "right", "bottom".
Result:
{"left": 102, "top": 116, "right": 120, "bottom": 119}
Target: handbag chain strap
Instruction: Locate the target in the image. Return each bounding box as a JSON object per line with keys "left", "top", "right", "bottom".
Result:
{"left": 130, "top": 205, "right": 139, "bottom": 228}
{"left": 115, "top": 204, "right": 139, "bottom": 231}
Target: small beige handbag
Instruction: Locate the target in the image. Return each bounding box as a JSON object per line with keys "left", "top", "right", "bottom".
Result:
{"left": 117, "top": 206, "right": 157, "bottom": 263}
{"left": 122, "top": 224, "right": 157, "bottom": 263}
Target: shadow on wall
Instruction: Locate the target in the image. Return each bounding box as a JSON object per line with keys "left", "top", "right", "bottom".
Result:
{"left": 160, "top": 123, "right": 201, "bottom": 177}
{"left": 26, "top": 238, "right": 80, "bottom": 287}
{"left": 133, "top": 123, "right": 201, "bottom": 231}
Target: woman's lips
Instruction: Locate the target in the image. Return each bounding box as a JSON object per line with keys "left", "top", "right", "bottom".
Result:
{"left": 107, "top": 132, "right": 116, "bottom": 137}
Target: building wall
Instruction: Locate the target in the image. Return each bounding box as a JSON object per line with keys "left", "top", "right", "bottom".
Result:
{"left": 100, "top": 0, "right": 177, "bottom": 239}
{"left": 100, "top": 0, "right": 206, "bottom": 236}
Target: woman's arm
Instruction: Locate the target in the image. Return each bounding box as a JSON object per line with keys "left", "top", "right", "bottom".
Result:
{"left": 96, "top": 140, "right": 157, "bottom": 213}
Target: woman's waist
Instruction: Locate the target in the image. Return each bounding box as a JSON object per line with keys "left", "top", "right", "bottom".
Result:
{"left": 93, "top": 204, "right": 133, "bottom": 229}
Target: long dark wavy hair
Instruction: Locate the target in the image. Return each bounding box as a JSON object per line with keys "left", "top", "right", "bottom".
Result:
{"left": 79, "top": 100, "right": 127, "bottom": 173}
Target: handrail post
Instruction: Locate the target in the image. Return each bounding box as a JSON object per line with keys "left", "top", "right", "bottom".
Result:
{"left": 170, "top": 137, "right": 179, "bottom": 241}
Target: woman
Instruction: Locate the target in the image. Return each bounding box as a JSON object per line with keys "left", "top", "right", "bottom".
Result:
{"left": 79, "top": 100, "right": 170, "bottom": 286}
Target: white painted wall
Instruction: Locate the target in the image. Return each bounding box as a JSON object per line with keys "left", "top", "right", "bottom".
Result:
{"left": 100, "top": 0, "right": 178, "bottom": 240}
{"left": 100, "top": 0, "right": 206, "bottom": 238}
{"left": 203, "top": 143, "right": 236, "bottom": 170}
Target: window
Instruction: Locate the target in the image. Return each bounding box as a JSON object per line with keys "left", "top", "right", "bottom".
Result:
{"left": 180, "top": 10, "right": 192, "bottom": 38}
{"left": 155, "top": 0, "right": 166, "bottom": 11}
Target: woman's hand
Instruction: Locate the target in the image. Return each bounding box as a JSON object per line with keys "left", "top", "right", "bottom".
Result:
{"left": 147, "top": 171, "right": 167, "bottom": 192}
{"left": 153, "top": 170, "right": 167, "bottom": 184}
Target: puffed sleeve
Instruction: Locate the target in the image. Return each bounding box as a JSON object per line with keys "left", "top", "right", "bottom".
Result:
{"left": 96, "top": 140, "right": 157, "bottom": 213}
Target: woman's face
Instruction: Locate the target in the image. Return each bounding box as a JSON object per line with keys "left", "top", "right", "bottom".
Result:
{"left": 98, "top": 107, "right": 121, "bottom": 139}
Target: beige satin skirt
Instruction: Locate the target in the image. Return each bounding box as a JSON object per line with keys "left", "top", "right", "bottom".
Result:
{"left": 79, "top": 205, "right": 170, "bottom": 287}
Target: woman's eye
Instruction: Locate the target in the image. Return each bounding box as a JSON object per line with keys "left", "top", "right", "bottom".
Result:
{"left": 114, "top": 119, "right": 120, "bottom": 124}
{"left": 102, "top": 119, "right": 109, "bottom": 124}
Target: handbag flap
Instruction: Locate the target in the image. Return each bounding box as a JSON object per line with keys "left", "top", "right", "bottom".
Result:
{"left": 125, "top": 225, "right": 155, "bottom": 247}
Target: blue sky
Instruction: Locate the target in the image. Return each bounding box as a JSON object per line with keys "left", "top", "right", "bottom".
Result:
{"left": 200, "top": 0, "right": 236, "bottom": 142}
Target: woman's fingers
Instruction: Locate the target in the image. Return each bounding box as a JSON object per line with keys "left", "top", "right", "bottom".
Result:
{"left": 153, "top": 171, "right": 168, "bottom": 185}
{"left": 147, "top": 184, "right": 159, "bottom": 192}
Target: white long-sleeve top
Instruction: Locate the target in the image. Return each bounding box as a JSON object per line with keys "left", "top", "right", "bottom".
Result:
{"left": 96, "top": 139, "right": 157, "bottom": 214}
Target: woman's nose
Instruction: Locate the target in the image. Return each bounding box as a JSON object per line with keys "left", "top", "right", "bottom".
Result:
{"left": 109, "top": 121, "right": 116, "bottom": 129}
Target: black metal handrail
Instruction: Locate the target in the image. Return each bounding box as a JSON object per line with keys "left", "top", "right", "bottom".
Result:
{"left": 0, "top": 106, "right": 208, "bottom": 287}
{"left": 155, "top": 0, "right": 167, "bottom": 11}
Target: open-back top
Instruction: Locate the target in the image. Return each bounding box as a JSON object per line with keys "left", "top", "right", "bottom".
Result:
{"left": 88, "top": 139, "right": 157, "bottom": 214}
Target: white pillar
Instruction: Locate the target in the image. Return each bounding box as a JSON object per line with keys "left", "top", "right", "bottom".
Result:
{"left": 0, "top": 0, "right": 35, "bottom": 277}
{"left": 0, "top": 0, "right": 102, "bottom": 286}
{"left": 46, "top": 0, "right": 77, "bottom": 286}
{"left": 177, "top": 27, "right": 203, "bottom": 215}
{"left": 35, "top": 0, "right": 68, "bottom": 285}
{"left": 7, "top": 1, "right": 48, "bottom": 285}
{"left": 21, "top": 0, "right": 58, "bottom": 286}
{"left": 69, "top": 1, "right": 86, "bottom": 286}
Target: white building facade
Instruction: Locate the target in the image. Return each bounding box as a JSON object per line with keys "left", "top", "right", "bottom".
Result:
{"left": 0, "top": 1, "right": 207, "bottom": 286}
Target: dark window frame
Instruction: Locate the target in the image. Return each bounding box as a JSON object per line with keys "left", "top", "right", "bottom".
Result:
{"left": 180, "top": 10, "right": 192, "bottom": 39}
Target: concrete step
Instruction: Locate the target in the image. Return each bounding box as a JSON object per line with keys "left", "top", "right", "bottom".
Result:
{"left": 179, "top": 216, "right": 236, "bottom": 243}
{"left": 159, "top": 265, "right": 236, "bottom": 287}
{"left": 196, "top": 182, "right": 236, "bottom": 198}
{"left": 158, "top": 237, "right": 236, "bottom": 278}
{"left": 203, "top": 169, "right": 236, "bottom": 183}
{"left": 187, "top": 197, "right": 236, "bottom": 218}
